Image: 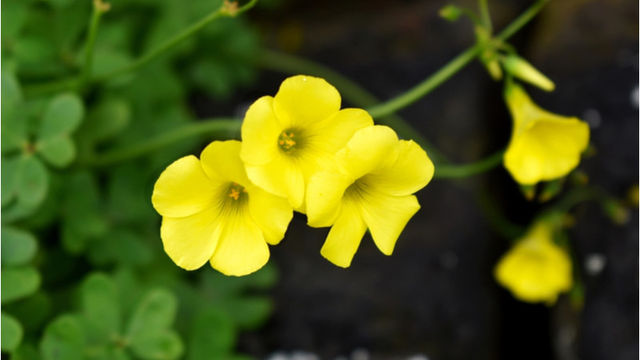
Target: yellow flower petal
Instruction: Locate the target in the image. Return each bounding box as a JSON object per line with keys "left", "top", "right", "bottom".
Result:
{"left": 151, "top": 155, "right": 221, "bottom": 218}
{"left": 304, "top": 108, "right": 374, "bottom": 155}
{"left": 240, "top": 96, "right": 281, "bottom": 165}
{"left": 248, "top": 187, "right": 293, "bottom": 245}
{"left": 200, "top": 140, "right": 251, "bottom": 187}
{"left": 273, "top": 75, "right": 341, "bottom": 128}
{"left": 320, "top": 200, "right": 367, "bottom": 268}
{"left": 209, "top": 214, "right": 269, "bottom": 276}
{"left": 245, "top": 155, "right": 305, "bottom": 209}
{"left": 504, "top": 117, "right": 589, "bottom": 185}
{"left": 306, "top": 170, "right": 351, "bottom": 227}
{"left": 336, "top": 125, "right": 399, "bottom": 179}
{"left": 359, "top": 192, "right": 420, "bottom": 255}
{"left": 367, "top": 140, "right": 435, "bottom": 196}
{"left": 160, "top": 207, "right": 222, "bottom": 270}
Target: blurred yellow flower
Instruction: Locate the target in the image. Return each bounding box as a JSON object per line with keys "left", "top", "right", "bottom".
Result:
{"left": 494, "top": 221, "right": 572, "bottom": 304}
{"left": 151, "top": 141, "right": 292, "bottom": 276}
{"left": 306, "top": 126, "right": 434, "bottom": 268}
{"left": 240, "top": 75, "right": 373, "bottom": 210}
{"left": 503, "top": 82, "right": 590, "bottom": 185}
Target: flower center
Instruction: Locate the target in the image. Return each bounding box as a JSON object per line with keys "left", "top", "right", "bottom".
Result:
{"left": 226, "top": 182, "right": 247, "bottom": 202}
{"left": 278, "top": 129, "right": 301, "bottom": 153}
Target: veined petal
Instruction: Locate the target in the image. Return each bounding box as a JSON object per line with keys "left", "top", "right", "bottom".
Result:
{"left": 152, "top": 155, "right": 221, "bottom": 218}
{"left": 201, "top": 140, "right": 251, "bottom": 187}
{"left": 320, "top": 201, "right": 367, "bottom": 268}
{"left": 306, "top": 170, "right": 351, "bottom": 227}
{"left": 245, "top": 155, "right": 305, "bottom": 209}
{"left": 160, "top": 207, "right": 222, "bottom": 270}
{"left": 273, "top": 75, "right": 341, "bottom": 128}
{"left": 504, "top": 116, "right": 589, "bottom": 184}
{"left": 240, "top": 96, "right": 282, "bottom": 165}
{"left": 248, "top": 187, "right": 293, "bottom": 245}
{"left": 359, "top": 192, "right": 420, "bottom": 255}
{"left": 209, "top": 214, "right": 269, "bottom": 276}
{"left": 336, "top": 125, "right": 399, "bottom": 179}
{"left": 305, "top": 108, "right": 374, "bottom": 154}
{"left": 366, "top": 140, "right": 434, "bottom": 196}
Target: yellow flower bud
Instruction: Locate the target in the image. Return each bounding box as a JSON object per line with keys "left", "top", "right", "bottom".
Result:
{"left": 503, "top": 55, "right": 555, "bottom": 92}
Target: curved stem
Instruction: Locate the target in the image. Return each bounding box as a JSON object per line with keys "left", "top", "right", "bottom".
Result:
{"left": 82, "top": 1, "right": 108, "bottom": 87}
{"left": 478, "top": 0, "right": 492, "bottom": 33}
{"left": 366, "top": 0, "right": 548, "bottom": 118}
{"left": 87, "top": 118, "right": 241, "bottom": 167}
{"left": 434, "top": 150, "right": 504, "bottom": 179}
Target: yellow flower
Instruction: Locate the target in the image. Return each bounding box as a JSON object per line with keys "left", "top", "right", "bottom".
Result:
{"left": 240, "top": 75, "right": 374, "bottom": 210}
{"left": 151, "top": 140, "right": 293, "bottom": 276}
{"left": 503, "top": 82, "right": 590, "bottom": 185}
{"left": 494, "top": 221, "right": 572, "bottom": 304}
{"left": 306, "top": 125, "right": 434, "bottom": 268}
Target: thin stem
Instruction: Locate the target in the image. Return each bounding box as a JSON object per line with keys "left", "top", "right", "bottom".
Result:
{"left": 82, "top": 1, "right": 109, "bottom": 87}
{"left": 478, "top": 0, "right": 492, "bottom": 33}
{"left": 366, "top": 0, "right": 548, "bottom": 118}
{"left": 434, "top": 150, "right": 504, "bottom": 179}
{"left": 257, "top": 49, "right": 448, "bottom": 164}
{"left": 23, "top": 0, "right": 259, "bottom": 97}
{"left": 94, "top": 0, "right": 258, "bottom": 82}
{"left": 87, "top": 118, "right": 240, "bottom": 167}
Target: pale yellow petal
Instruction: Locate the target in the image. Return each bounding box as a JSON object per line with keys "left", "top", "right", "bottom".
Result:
{"left": 320, "top": 201, "right": 367, "bottom": 268}
{"left": 247, "top": 187, "right": 293, "bottom": 245}
{"left": 366, "top": 140, "right": 435, "bottom": 196}
{"left": 358, "top": 192, "right": 420, "bottom": 255}
{"left": 273, "top": 75, "right": 341, "bottom": 128}
{"left": 240, "top": 96, "right": 282, "bottom": 165}
{"left": 160, "top": 207, "right": 222, "bottom": 270}
{"left": 304, "top": 108, "right": 374, "bottom": 155}
{"left": 306, "top": 170, "right": 351, "bottom": 228}
{"left": 209, "top": 215, "right": 269, "bottom": 276}
{"left": 336, "top": 125, "right": 399, "bottom": 179}
{"left": 245, "top": 154, "right": 305, "bottom": 209}
{"left": 152, "top": 155, "right": 221, "bottom": 218}
{"left": 200, "top": 140, "right": 251, "bottom": 187}
{"left": 504, "top": 116, "right": 589, "bottom": 185}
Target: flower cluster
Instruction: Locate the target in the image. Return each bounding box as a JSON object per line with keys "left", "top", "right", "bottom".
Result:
{"left": 152, "top": 75, "right": 434, "bottom": 276}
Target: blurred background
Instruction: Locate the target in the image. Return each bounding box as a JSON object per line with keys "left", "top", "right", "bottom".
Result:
{"left": 1, "top": 0, "right": 637, "bottom": 359}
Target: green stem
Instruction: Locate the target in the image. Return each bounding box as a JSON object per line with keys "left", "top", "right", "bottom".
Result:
{"left": 87, "top": 118, "right": 240, "bottom": 166}
{"left": 366, "top": 0, "right": 548, "bottom": 118}
{"left": 94, "top": 0, "right": 258, "bottom": 82}
{"left": 23, "top": 0, "right": 259, "bottom": 97}
{"left": 434, "top": 150, "right": 504, "bottom": 179}
{"left": 82, "top": 1, "right": 107, "bottom": 87}
{"left": 478, "top": 0, "right": 492, "bottom": 33}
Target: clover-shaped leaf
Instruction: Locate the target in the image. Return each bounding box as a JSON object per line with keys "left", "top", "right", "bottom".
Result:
{"left": 1, "top": 266, "right": 40, "bottom": 304}
{"left": 35, "top": 93, "right": 84, "bottom": 168}
{"left": 40, "top": 315, "right": 84, "bottom": 360}
{"left": 1, "top": 312, "right": 24, "bottom": 352}
{"left": 1, "top": 70, "right": 27, "bottom": 154}
{"left": 81, "top": 273, "right": 121, "bottom": 343}
{"left": 2, "top": 154, "right": 50, "bottom": 222}
{"left": 1, "top": 226, "right": 37, "bottom": 266}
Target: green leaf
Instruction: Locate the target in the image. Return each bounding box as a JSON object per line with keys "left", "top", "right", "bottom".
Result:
{"left": 222, "top": 296, "right": 273, "bottom": 330}
{"left": 126, "top": 289, "right": 177, "bottom": 342}
{"left": 130, "top": 330, "right": 183, "bottom": 360}
{"left": 40, "top": 315, "right": 84, "bottom": 360}
{"left": 1, "top": 0, "right": 28, "bottom": 40}
{"left": 15, "top": 155, "right": 50, "bottom": 210}
{"left": 36, "top": 136, "right": 76, "bottom": 168}
{"left": 81, "top": 98, "right": 131, "bottom": 144}
{"left": 1, "top": 156, "right": 20, "bottom": 207}
{"left": 187, "top": 309, "right": 235, "bottom": 360}
{"left": 4, "top": 291, "right": 52, "bottom": 333}
{"left": 87, "top": 229, "right": 153, "bottom": 267}
{"left": 1, "top": 70, "right": 27, "bottom": 154}
{"left": 1, "top": 226, "right": 37, "bottom": 266}
{"left": 1, "top": 266, "right": 40, "bottom": 304}
{"left": 38, "top": 93, "right": 84, "bottom": 140}
{"left": 61, "top": 172, "right": 107, "bottom": 254}
{"left": 1, "top": 312, "right": 24, "bottom": 352}
{"left": 81, "top": 273, "right": 121, "bottom": 342}
{"left": 10, "top": 341, "right": 41, "bottom": 360}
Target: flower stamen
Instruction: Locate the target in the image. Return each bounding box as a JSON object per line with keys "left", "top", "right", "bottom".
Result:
{"left": 227, "top": 182, "right": 246, "bottom": 201}
{"left": 278, "top": 130, "right": 298, "bottom": 152}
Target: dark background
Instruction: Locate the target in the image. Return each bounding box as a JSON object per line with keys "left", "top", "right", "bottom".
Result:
{"left": 192, "top": 0, "right": 638, "bottom": 359}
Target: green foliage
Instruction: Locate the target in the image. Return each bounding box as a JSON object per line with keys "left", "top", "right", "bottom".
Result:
{"left": 1, "top": 0, "right": 273, "bottom": 357}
